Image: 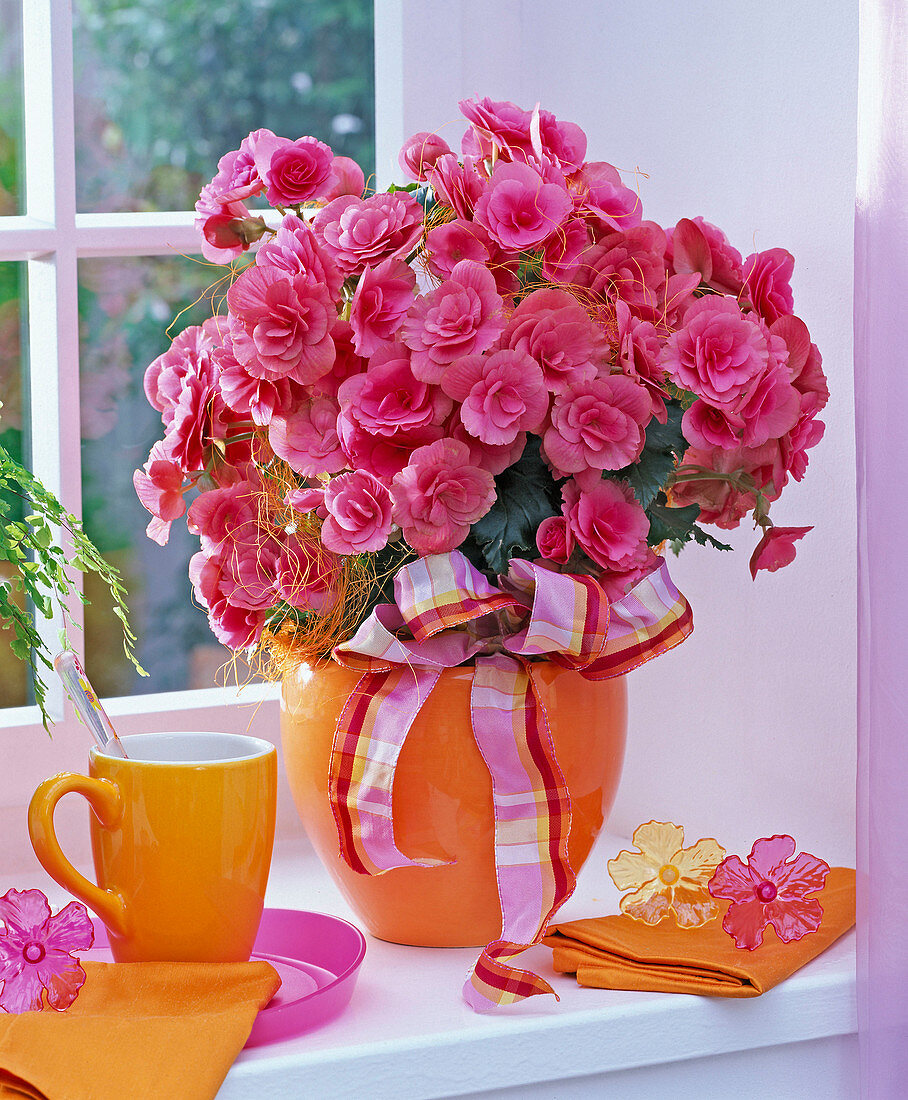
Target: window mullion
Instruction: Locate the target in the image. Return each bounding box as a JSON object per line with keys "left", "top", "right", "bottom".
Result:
{"left": 22, "top": 0, "right": 82, "bottom": 718}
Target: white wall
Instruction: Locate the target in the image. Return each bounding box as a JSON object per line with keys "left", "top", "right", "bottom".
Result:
{"left": 376, "top": 0, "right": 858, "bottom": 863}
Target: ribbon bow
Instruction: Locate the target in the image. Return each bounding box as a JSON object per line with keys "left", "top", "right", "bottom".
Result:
{"left": 330, "top": 550, "right": 692, "bottom": 1010}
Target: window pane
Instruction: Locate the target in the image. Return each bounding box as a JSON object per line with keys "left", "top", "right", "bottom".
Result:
{"left": 0, "top": 0, "right": 24, "bottom": 214}
{"left": 73, "top": 1, "right": 375, "bottom": 213}
{"left": 79, "top": 255, "right": 241, "bottom": 696}
{"left": 0, "top": 261, "right": 30, "bottom": 708}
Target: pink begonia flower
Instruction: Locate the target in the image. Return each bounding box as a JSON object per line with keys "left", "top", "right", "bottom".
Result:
{"left": 573, "top": 161, "right": 643, "bottom": 232}
{"left": 339, "top": 419, "right": 443, "bottom": 483}
{"left": 502, "top": 287, "right": 603, "bottom": 394}
{"left": 424, "top": 219, "right": 492, "bottom": 280}
{"left": 398, "top": 131, "right": 452, "bottom": 181}
{"left": 227, "top": 266, "right": 336, "bottom": 385}
{"left": 660, "top": 297, "right": 770, "bottom": 408}
{"left": 459, "top": 96, "right": 587, "bottom": 173}
{"left": 206, "top": 130, "right": 270, "bottom": 204}
{"left": 670, "top": 442, "right": 781, "bottom": 529}
{"left": 338, "top": 344, "right": 452, "bottom": 438}
{"left": 211, "top": 521, "right": 282, "bottom": 612}
{"left": 0, "top": 888, "right": 93, "bottom": 1013}
{"left": 350, "top": 258, "right": 417, "bottom": 356}
{"left": 286, "top": 486, "right": 327, "bottom": 520}
{"left": 473, "top": 160, "right": 572, "bottom": 252}
{"left": 255, "top": 213, "right": 344, "bottom": 300}
{"left": 274, "top": 535, "right": 337, "bottom": 612}
{"left": 442, "top": 349, "right": 549, "bottom": 446}
{"left": 736, "top": 364, "right": 801, "bottom": 448}
{"left": 158, "top": 347, "right": 225, "bottom": 475}
{"left": 748, "top": 525, "right": 813, "bottom": 579}
{"left": 269, "top": 396, "right": 347, "bottom": 477}
{"left": 312, "top": 319, "right": 367, "bottom": 399}
{"left": 561, "top": 477, "right": 650, "bottom": 572}
{"left": 187, "top": 479, "right": 260, "bottom": 554}
{"left": 323, "top": 156, "right": 366, "bottom": 201}
{"left": 401, "top": 259, "right": 504, "bottom": 384}
{"left": 782, "top": 411, "right": 825, "bottom": 483}
{"left": 425, "top": 154, "right": 486, "bottom": 220}
{"left": 708, "top": 835, "right": 830, "bottom": 950}
{"left": 615, "top": 300, "right": 669, "bottom": 424}
{"left": 742, "top": 248, "right": 795, "bottom": 324}
{"left": 575, "top": 222, "right": 668, "bottom": 322}
{"left": 543, "top": 375, "right": 651, "bottom": 478}
{"left": 666, "top": 217, "right": 744, "bottom": 296}
{"left": 215, "top": 334, "right": 305, "bottom": 427}
{"left": 313, "top": 191, "right": 423, "bottom": 276}
{"left": 391, "top": 438, "right": 496, "bottom": 554}
{"left": 189, "top": 550, "right": 267, "bottom": 649}
{"left": 133, "top": 441, "right": 186, "bottom": 547}
{"left": 445, "top": 415, "right": 527, "bottom": 476}
{"left": 458, "top": 96, "right": 534, "bottom": 161}
{"left": 144, "top": 319, "right": 222, "bottom": 420}
{"left": 321, "top": 470, "right": 394, "bottom": 554}
{"left": 252, "top": 133, "right": 335, "bottom": 206}
{"left": 194, "top": 183, "right": 254, "bottom": 265}
{"left": 539, "top": 216, "right": 591, "bottom": 282}
{"left": 536, "top": 514, "right": 574, "bottom": 565}
{"left": 682, "top": 399, "right": 745, "bottom": 450}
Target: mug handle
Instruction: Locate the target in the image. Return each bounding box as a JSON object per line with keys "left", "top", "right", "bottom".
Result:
{"left": 28, "top": 773, "right": 128, "bottom": 938}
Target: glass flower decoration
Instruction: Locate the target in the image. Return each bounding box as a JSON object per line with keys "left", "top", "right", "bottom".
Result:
{"left": 0, "top": 888, "right": 94, "bottom": 1013}
{"left": 607, "top": 820, "right": 727, "bottom": 927}
{"left": 707, "top": 834, "right": 830, "bottom": 950}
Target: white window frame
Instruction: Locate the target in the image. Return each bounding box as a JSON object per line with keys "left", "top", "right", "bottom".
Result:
{"left": 0, "top": 0, "right": 285, "bottom": 748}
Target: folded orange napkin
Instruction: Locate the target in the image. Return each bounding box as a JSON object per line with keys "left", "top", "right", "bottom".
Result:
{"left": 542, "top": 866, "right": 855, "bottom": 998}
{"left": 0, "top": 960, "right": 280, "bottom": 1100}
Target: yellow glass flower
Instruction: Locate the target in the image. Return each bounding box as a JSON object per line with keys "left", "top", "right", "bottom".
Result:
{"left": 607, "top": 821, "right": 727, "bottom": 927}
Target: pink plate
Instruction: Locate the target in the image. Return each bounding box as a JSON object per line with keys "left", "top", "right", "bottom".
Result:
{"left": 85, "top": 909, "right": 367, "bottom": 1047}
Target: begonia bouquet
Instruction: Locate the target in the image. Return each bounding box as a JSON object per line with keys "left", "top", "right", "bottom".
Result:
{"left": 135, "top": 97, "right": 827, "bottom": 662}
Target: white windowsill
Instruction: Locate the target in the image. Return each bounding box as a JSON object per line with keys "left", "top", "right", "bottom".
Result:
{"left": 216, "top": 830, "right": 857, "bottom": 1099}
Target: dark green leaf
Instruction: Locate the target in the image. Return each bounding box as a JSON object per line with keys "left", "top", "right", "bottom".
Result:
{"left": 468, "top": 436, "right": 560, "bottom": 575}
{"left": 612, "top": 400, "right": 688, "bottom": 510}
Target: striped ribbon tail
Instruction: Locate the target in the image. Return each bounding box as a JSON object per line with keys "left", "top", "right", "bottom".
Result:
{"left": 462, "top": 655, "right": 575, "bottom": 1010}
{"left": 582, "top": 559, "right": 694, "bottom": 679}
{"left": 328, "top": 664, "right": 446, "bottom": 874}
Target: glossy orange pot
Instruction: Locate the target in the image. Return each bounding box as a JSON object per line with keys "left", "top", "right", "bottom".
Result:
{"left": 281, "top": 660, "right": 627, "bottom": 947}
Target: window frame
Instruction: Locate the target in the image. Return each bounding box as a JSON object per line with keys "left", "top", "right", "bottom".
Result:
{"left": 0, "top": 0, "right": 292, "bottom": 740}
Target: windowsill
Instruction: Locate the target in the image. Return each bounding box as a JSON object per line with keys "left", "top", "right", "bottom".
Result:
{"left": 217, "top": 829, "right": 857, "bottom": 1099}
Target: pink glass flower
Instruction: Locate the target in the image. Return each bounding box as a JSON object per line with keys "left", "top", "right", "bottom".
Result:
{"left": 749, "top": 525, "right": 813, "bottom": 578}
{"left": 607, "top": 822, "right": 727, "bottom": 927}
{"left": 708, "top": 835, "right": 830, "bottom": 950}
{"left": 0, "top": 888, "right": 93, "bottom": 1013}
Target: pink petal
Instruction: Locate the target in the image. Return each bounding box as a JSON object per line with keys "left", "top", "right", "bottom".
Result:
{"left": 0, "top": 888, "right": 51, "bottom": 939}
{"left": 0, "top": 962, "right": 45, "bottom": 1013}
{"left": 708, "top": 854, "right": 759, "bottom": 903}
{"left": 773, "top": 851, "right": 830, "bottom": 898}
{"left": 765, "top": 896, "right": 824, "bottom": 943}
{"left": 722, "top": 898, "right": 770, "bottom": 950}
{"left": 672, "top": 218, "right": 713, "bottom": 282}
{"left": 747, "top": 834, "right": 797, "bottom": 881}
{"left": 37, "top": 950, "right": 88, "bottom": 1011}
{"left": 43, "top": 901, "right": 95, "bottom": 954}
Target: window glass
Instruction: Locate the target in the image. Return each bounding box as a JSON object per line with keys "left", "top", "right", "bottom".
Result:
{"left": 73, "top": 0, "right": 375, "bottom": 213}
{"left": 0, "top": 0, "right": 24, "bottom": 214}
{"left": 0, "top": 261, "right": 30, "bottom": 708}
{"left": 78, "top": 255, "right": 244, "bottom": 696}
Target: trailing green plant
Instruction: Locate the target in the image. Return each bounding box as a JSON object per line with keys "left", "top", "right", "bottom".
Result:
{"left": 0, "top": 437, "right": 145, "bottom": 729}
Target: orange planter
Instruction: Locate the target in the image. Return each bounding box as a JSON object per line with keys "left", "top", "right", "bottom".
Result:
{"left": 281, "top": 660, "right": 627, "bottom": 947}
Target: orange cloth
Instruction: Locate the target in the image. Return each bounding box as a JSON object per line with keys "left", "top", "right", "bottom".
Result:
{"left": 0, "top": 960, "right": 280, "bottom": 1100}
{"left": 543, "top": 866, "right": 855, "bottom": 998}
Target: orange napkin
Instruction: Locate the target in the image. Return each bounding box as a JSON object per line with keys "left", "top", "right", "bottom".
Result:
{"left": 0, "top": 960, "right": 280, "bottom": 1100}
{"left": 543, "top": 866, "right": 855, "bottom": 998}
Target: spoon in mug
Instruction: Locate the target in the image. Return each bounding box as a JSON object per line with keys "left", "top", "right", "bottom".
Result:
{"left": 53, "top": 650, "right": 128, "bottom": 758}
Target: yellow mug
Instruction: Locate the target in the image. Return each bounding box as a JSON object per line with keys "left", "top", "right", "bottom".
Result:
{"left": 28, "top": 731, "right": 277, "bottom": 963}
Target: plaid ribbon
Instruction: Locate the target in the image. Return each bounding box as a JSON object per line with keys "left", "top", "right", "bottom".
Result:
{"left": 330, "top": 550, "right": 692, "bottom": 1010}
